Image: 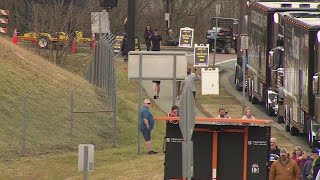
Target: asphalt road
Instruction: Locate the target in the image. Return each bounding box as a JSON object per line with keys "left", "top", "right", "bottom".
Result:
{"left": 218, "top": 59, "right": 310, "bottom": 151}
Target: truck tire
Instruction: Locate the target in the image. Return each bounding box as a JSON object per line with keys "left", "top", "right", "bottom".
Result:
{"left": 216, "top": 49, "right": 222, "bottom": 53}
{"left": 285, "top": 125, "right": 290, "bottom": 132}
{"left": 290, "top": 126, "right": 299, "bottom": 136}
{"left": 251, "top": 95, "right": 258, "bottom": 104}
{"left": 224, "top": 43, "right": 232, "bottom": 54}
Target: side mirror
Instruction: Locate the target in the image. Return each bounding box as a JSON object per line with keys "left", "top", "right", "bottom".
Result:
{"left": 277, "top": 68, "right": 284, "bottom": 77}
{"left": 313, "top": 76, "right": 319, "bottom": 95}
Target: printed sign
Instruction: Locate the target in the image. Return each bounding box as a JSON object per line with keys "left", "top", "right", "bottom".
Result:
{"left": 135, "top": 36, "right": 141, "bottom": 51}
{"left": 166, "top": 137, "right": 184, "bottom": 143}
{"left": 179, "top": 27, "right": 194, "bottom": 48}
{"left": 114, "top": 35, "right": 124, "bottom": 53}
{"left": 248, "top": 140, "right": 267, "bottom": 146}
{"left": 251, "top": 164, "right": 259, "bottom": 174}
{"left": 194, "top": 44, "right": 209, "bottom": 67}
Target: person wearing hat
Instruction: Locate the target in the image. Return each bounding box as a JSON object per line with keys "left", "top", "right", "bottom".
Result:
{"left": 269, "top": 148, "right": 300, "bottom": 180}
{"left": 303, "top": 148, "right": 319, "bottom": 180}
{"left": 139, "top": 99, "right": 158, "bottom": 154}
{"left": 180, "top": 67, "right": 200, "bottom": 99}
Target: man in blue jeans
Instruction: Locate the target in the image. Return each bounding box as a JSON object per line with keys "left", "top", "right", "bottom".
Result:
{"left": 140, "top": 99, "right": 158, "bottom": 154}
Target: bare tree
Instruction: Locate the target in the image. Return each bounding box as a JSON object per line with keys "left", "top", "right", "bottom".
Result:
{"left": 23, "top": 0, "right": 100, "bottom": 65}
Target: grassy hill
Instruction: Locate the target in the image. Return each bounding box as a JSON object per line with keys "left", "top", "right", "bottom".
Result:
{"left": 0, "top": 37, "right": 166, "bottom": 163}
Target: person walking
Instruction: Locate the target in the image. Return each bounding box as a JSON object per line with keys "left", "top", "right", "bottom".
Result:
{"left": 302, "top": 148, "right": 318, "bottom": 180}
{"left": 180, "top": 67, "right": 201, "bottom": 99}
{"left": 144, "top": 25, "right": 153, "bottom": 51}
{"left": 310, "top": 149, "right": 320, "bottom": 180}
{"left": 269, "top": 148, "right": 301, "bottom": 180}
{"left": 150, "top": 29, "right": 162, "bottom": 99}
{"left": 140, "top": 99, "right": 158, "bottom": 155}
{"left": 292, "top": 146, "right": 307, "bottom": 177}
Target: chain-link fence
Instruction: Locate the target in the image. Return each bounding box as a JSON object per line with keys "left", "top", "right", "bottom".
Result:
{"left": 0, "top": 33, "right": 118, "bottom": 160}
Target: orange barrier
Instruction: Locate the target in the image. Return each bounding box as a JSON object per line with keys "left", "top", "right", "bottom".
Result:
{"left": 71, "top": 39, "right": 76, "bottom": 53}
{"left": 12, "top": 28, "right": 18, "bottom": 45}
{"left": 154, "top": 116, "right": 271, "bottom": 124}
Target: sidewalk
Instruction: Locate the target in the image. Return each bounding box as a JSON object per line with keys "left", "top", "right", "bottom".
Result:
{"left": 142, "top": 80, "right": 207, "bottom": 117}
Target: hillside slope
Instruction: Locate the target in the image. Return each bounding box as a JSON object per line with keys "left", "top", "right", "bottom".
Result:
{"left": 0, "top": 37, "right": 112, "bottom": 159}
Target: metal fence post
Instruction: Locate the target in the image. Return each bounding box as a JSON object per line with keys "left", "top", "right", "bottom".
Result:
{"left": 70, "top": 84, "right": 80, "bottom": 143}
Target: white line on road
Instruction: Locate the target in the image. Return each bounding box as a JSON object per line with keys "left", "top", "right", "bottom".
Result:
{"left": 215, "top": 58, "right": 236, "bottom": 65}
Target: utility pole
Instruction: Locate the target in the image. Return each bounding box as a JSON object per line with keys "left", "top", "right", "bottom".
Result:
{"left": 165, "top": 0, "right": 170, "bottom": 33}
{"left": 127, "top": 0, "right": 136, "bottom": 52}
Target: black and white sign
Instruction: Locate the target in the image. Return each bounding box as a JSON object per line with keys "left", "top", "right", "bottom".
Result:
{"left": 248, "top": 140, "right": 267, "bottom": 146}
{"left": 251, "top": 164, "right": 260, "bottom": 174}
{"left": 179, "top": 27, "right": 194, "bottom": 48}
{"left": 194, "top": 44, "right": 209, "bottom": 67}
{"left": 166, "top": 137, "right": 184, "bottom": 143}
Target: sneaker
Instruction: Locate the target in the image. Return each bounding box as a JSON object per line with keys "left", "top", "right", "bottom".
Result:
{"left": 148, "top": 150, "right": 158, "bottom": 155}
{"left": 154, "top": 95, "right": 157, "bottom": 99}
{"left": 176, "top": 96, "right": 180, "bottom": 99}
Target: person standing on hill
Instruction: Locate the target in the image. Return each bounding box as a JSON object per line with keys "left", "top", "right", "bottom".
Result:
{"left": 150, "top": 29, "right": 162, "bottom": 99}
{"left": 140, "top": 99, "right": 158, "bottom": 155}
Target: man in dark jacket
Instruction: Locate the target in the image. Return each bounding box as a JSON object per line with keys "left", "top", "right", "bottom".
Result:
{"left": 303, "top": 148, "right": 318, "bottom": 180}
{"left": 270, "top": 137, "right": 280, "bottom": 156}
{"left": 312, "top": 151, "right": 320, "bottom": 180}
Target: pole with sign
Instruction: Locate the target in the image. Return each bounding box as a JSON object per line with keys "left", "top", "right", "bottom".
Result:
{"left": 213, "top": 4, "right": 220, "bottom": 67}
{"left": 179, "top": 85, "right": 195, "bottom": 180}
{"left": 194, "top": 44, "right": 209, "bottom": 67}
{"left": 179, "top": 27, "right": 194, "bottom": 48}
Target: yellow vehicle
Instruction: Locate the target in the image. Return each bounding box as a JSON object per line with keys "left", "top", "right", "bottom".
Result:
{"left": 17, "top": 31, "right": 92, "bottom": 48}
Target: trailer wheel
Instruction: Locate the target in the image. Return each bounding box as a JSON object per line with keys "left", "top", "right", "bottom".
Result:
{"left": 285, "top": 125, "right": 290, "bottom": 132}
{"left": 38, "top": 36, "right": 49, "bottom": 48}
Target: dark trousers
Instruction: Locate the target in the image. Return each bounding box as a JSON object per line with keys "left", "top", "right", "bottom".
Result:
{"left": 146, "top": 42, "right": 151, "bottom": 51}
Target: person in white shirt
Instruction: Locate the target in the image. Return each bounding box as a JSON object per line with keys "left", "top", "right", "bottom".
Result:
{"left": 242, "top": 107, "right": 255, "bottom": 119}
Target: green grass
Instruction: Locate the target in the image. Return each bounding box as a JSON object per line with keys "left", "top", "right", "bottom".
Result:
{"left": 0, "top": 37, "right": 167, "bottom": 179}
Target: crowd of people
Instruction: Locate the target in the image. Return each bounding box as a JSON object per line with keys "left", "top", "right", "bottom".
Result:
{"left": 139, "top": 98, "right": 320, "bottom": 180}
{"left": 269, "top": 137, "right": 320, "bottom": 180}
